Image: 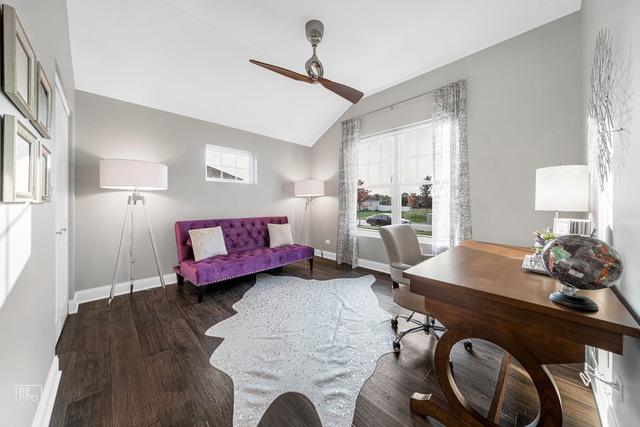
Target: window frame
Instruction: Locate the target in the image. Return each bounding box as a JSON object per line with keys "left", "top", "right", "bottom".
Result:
{"left": 356, "top": 120, "right": 433, "bottom": 243}
{"left": 205, "top": 144, "right": 257, "bottom": 184}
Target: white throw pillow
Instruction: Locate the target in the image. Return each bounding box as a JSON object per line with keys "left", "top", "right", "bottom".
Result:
{"left": 189, "top": 226, "right": 227, "bottom": 261}
{"left": 268, "top": 223, "right": 294, "bottom": 248}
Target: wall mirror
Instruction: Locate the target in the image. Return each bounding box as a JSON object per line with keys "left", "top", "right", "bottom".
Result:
{"left": 32, "top": 62, "right": 52, "bottom": 138}
{"left": 2, "top": 4, "right": 37, "bottom": 120}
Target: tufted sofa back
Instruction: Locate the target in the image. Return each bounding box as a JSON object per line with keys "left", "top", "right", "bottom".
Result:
{"left": 174, "top": 216, "right": 289, "bottom": 262}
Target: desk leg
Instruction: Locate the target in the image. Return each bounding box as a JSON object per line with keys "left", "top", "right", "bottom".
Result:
{"left": 411, "top": 324, "right": 563, "bottom": 427}
{"left": 410, "top": 392, "right": 475, "bottom": 427}
{"left": 487, "top": 352, "right": 512, "bottom": 423}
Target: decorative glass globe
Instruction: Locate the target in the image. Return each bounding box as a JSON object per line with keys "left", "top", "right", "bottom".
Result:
{"left": 541, "top": 234, "right": 623, "bottom": 311}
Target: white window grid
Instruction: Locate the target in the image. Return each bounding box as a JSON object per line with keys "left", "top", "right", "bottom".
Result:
{"left": 357, "top": 121, "right": 433, "bottom": 230}
{"left": 205, "top": 144, "right": 256, "bottom": 184}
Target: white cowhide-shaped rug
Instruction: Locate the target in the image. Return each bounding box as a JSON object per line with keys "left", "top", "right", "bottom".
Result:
{"left": 205, "top": 274, "right": 395, "bottom": 426}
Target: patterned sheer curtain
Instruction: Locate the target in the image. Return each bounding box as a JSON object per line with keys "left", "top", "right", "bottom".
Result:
{"left": 336, "top": 117, "right": 360, "bottom": 267}
{"left": 432, "top": 80, "right": 471, "bottom": 254}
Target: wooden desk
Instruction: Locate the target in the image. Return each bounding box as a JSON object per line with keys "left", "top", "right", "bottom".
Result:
{"left": 404, "top": 240, "right": 640, "bottom": 427}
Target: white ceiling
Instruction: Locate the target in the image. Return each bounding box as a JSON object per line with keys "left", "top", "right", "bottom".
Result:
{"left": 67, "top": 0, "right": 581, "bottom": 146}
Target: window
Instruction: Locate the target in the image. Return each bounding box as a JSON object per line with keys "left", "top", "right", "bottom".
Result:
{"left": 357, "top": 122, "right": 432, "bottom": 239}
{"left": 205, "top": 144, "right": 256, "bottom": 184}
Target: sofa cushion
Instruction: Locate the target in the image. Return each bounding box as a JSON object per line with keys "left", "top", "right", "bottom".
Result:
{"left": 188, "top": 226, "right": 228, "bottom": 261}
{"left": 268, "top": 223, "right": 293, "bottom": 248}
{"left": 179, "top": 244, "right": 314, "bottom": 285}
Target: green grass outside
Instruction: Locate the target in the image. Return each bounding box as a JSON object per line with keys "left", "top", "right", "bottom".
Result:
{"left": 402, "top": 209, "right": 430, "bottom": 223}
{"left": 357, "top": 208, "right": 431, "bottom": 224}
{"left": 357, "top": 209, "right": 381, "bottom": 219}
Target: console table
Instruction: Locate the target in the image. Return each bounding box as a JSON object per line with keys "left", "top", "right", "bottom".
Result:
{"left": 404, "top": 240, "right": 640, "bottom": 426}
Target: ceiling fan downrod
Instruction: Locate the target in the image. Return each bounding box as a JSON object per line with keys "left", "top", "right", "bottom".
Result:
{"left": 305, "top": 20, "right": 324, "bottom": 81}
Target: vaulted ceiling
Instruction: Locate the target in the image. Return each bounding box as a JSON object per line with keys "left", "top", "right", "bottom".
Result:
{"left": 67, "top": 0, "right": 581, "bottom": 146}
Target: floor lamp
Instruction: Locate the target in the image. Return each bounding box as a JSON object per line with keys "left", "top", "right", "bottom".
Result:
{"left": 99, "top": 159, "right": 168, "bottom": 309}
{"left": 294, "top": 179, "right": 324, "bottom": 253}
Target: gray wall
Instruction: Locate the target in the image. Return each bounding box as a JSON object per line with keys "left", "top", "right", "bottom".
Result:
{"left": 310, "top": 13, "right": 584, "bottom": 263}
{"left": 74, "top": 91, "right": 311, "bottom": 292}
{"left": 581, "top": 1, "right": 640, "bottom": 425}
{"left": 0, "top": 0, "right": 75, "bottom": 425}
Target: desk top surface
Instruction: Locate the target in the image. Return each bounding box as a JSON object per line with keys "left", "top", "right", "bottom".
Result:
{"left": 404, "top": 240, "right": 640, "bottom": 338}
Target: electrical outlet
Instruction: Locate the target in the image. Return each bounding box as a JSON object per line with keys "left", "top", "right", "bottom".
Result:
{"left": 325, "top": 239, "right": 330, "bottom": 245}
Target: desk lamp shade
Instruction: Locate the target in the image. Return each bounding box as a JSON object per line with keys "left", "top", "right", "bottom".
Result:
{"left": 535, "top": 165, "right": 588, "bottom": 212}
{"left": 294, "top": 179, "right": 324, "bottom": 197}
{"left": 99, "top": 159, "right": 168, "bottom": 191}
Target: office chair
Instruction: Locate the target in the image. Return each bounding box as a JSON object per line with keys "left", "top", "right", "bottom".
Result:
{"left": 379, "top": 224, "right": 473, "bottom": 353}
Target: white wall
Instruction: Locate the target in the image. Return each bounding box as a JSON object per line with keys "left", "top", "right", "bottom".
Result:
{"left": 310, "top": 13, "right": 584, "bottom": 264}
{"left": 581, "top": 1, "right": 640, "bottom": 425}
{"left": 73, "top": 91, "right": 311, "bottom": 292}
{"left": 0, "top": 0, "right": 75, "bottom": 425}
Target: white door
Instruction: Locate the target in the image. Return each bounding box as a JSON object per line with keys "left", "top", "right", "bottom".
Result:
{"left": 54, "top": 75, "right": 71, "bottom": 340}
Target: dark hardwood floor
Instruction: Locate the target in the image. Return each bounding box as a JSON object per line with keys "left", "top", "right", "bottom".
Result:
{"left": 51, "top": 257, "right": 600, "bottom": 426}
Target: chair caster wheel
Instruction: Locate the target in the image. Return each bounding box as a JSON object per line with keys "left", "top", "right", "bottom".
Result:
{"left": 464, "top": 340, "right": 473, "bottom": 352}
{"left": 391, "top": 318, "right": 398, "bottom": 329}
{"left": 393, "top": 341, "right": 401, "bottom": 352}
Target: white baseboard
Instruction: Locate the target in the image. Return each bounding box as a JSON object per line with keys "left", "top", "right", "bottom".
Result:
{"left": 588, "top": 348, "right": 615, "bottom": 427}
{"left": 31, "top": 356, "right": 61, "bottom": 427}
{"left": 69, "top": 254, "right": 389, "bottom": 315}
{"left": 314, "top": 249, "right": 390, "bottom": 274}
{"left": 592, "top": 381, "right": 613, "bottom": 427}
{"left": 358, "top": 258, "right": 390, "bottom": 274}
{"left": 68, "top": 273, "right": 175, "bottom": 314}
{"left": 67, "top": 298, "right": 78, "bottom": 315}
{"left": 314, "top": 248, "right": 336, "bottom": 260}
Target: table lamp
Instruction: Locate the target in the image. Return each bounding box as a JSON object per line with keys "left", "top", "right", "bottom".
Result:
{"left": 99, "top": 159, "right": 168, "bottom": 308}
{"left": 535, "top": 165, "right": 590, "bottom": 235}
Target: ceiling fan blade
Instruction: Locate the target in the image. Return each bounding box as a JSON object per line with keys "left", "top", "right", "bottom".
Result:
{"left": 317, "top": 77, "right": 364, "bottom": 104}
{"left": 249, "top": 59, "right": 314, "bottom": 83}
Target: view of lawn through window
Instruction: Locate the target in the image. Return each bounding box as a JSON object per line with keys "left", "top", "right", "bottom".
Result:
{"left": 357, "top": 122, "right": 432, "bottom": 238}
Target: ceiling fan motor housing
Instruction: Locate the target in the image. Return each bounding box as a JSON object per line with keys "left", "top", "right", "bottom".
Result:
{"left": 305, "top": 20, "right": 324, "bottom": 45}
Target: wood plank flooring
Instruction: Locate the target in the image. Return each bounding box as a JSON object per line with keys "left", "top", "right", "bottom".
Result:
{"left": 51, "top": 257, "right": 600, "bottom": 426}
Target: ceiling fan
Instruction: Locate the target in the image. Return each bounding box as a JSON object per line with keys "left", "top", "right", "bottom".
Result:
{"left": 250, "top": 20, "right": 364, "bottom": 104}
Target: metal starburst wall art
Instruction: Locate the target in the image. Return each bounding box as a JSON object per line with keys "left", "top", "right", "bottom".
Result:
{"left": 588, "top": 28, "right": 616, "bottom": 189}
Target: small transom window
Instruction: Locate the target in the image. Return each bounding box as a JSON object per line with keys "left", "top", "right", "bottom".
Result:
{"left": 205, "top": 144, "right": 256, "bottom": 184}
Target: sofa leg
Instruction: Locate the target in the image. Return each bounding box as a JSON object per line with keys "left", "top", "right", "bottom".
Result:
{"left": 309, "top": 258, "right": 314, "bottom": 274}
{"left": 176, "top": 273, "right": 184, "bottom": 286}
{"left": 196, "top": 286, "right": 204, "bottom": 303}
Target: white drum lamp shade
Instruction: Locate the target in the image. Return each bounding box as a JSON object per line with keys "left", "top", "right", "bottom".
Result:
{"left": 99, "top": 159, "right": 168, "bottom": 191}
{"left": 535, "top": 165, "right": 589, "bottom": 212}
{"left": 294, "top": 180, "right": 324, "bottom": 197}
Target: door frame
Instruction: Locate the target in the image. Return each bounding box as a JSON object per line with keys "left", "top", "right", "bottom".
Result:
{"left": 54, "top": 74, "right": 70, "bottom": 117}
{"left": 53, "top": 71, "right": 71, "bottom": 340}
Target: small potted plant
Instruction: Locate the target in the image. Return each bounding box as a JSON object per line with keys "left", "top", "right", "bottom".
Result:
{"left": 533, "top": 228, "right": 556, "bottom": 255}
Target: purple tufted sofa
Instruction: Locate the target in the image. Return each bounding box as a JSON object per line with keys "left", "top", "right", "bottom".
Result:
{"left": 174, "top": 216, "right": 314, "bottom": 302}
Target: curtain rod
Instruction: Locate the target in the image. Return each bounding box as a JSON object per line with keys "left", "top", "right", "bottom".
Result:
{"left": 359, "top": 89, "right": 434, "bottom": 119}
{"left": 358, "top": 77, "right": 470, "bottom": 119}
